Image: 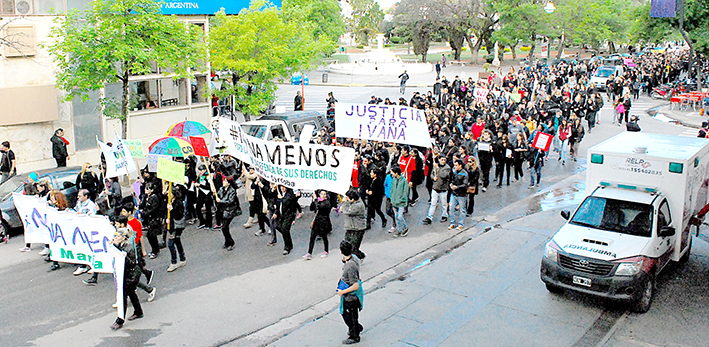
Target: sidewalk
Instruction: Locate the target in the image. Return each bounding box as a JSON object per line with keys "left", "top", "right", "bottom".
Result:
{"left": 649, "top": 103, "right": 705, "bottom": 129}
{"left": 263, "top": 208, "right": 596, "bottom": 347}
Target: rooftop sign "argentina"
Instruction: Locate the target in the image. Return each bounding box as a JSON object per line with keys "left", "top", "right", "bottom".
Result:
{"left": 159, "top": 0, "right": 282, "bottom": 15}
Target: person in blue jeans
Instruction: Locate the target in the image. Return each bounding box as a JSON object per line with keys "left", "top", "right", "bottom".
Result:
{"left": 389, "top": 167, "right": 409, "bottom": 237}
{"left": 448, "top": 160, "right": 468, "bottom": 230}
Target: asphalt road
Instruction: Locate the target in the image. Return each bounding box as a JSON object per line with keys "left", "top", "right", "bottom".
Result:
{"left": 0, "top": 93, "right": 693, "bottom": 346}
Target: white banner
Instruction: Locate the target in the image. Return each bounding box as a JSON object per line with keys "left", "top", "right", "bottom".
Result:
{"left": 474, "top": 88, "right": 489, "bottom": 104}
{"left": 98, "top": 136, "right": 138, "bottom": 178}
{"left": 217, "top": 118, "right": 355, "bottom": 195}
{"left": 13, "top": 193, "right": 118, "bottom": 273}
{"left": 110, "top": 245, "right": 126, "bottom": 320}
{"left": 335, "top": 103, "right": 432, "bottom": 148}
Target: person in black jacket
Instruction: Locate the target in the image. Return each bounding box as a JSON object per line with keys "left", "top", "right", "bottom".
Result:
{"left": 366, "top": 168, "right": 387, "bottom": 229}
{"left": 465, "top": 157, "right": 480, "bottom": 217}
{"left": 303, "top": 190, "right": 333, "bottom": 260}
{"left": 51, "top": 128, "right": 69, "bottom": 167}
{"left": 76, "top": 162, "right": 101, "bottom": 201}
{"left": 194, "top": 165, "right": 213, "bottom": 229}
{"left": 140, "top": 183, "right": 163, "bottom": 258}
{"left": 216, "top": 176, "right": 239, "bottom": 251}
{"left": 275, "top": 185, "right": 297, "bottom": 255}
{"left": 448, "top": 160, "right": 468, "bottom": 230}
{"left": 110, "top": 227, "right": 143, "bottom": 330}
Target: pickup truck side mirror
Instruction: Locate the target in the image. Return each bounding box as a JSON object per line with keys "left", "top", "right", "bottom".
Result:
{"left": 560, "top": 210, "right": 570, "bottom": 220}
{"left": 659, "top": 226, "right": 675, "bottom": 237}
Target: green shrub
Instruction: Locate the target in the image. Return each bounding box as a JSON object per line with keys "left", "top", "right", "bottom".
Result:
{"left": 485, "top": 54, "right": 494, "bottom": 63}
{"left": 390, "top": 37, "right": 402, "bottom": 44}
{"left": 356, "top": 45, "right": 364, "bottom": 49}
{"left": 520, "top": 46, "right": 532, "bottom": 52}
{"left": 462, "top": 47, "right": 468, "bottom": 51}
{"left": 504, "top": 47, "right": 511, "bottom": 52}
{"left": 385, "top": 44, "right": 391, "bottom": 48}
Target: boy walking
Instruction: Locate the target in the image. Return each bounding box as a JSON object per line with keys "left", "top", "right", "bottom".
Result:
{"left": 337, "top": 241, "right": 363, "bottom": 344}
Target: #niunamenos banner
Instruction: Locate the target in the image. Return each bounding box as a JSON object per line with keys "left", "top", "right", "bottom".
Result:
{"left": 13, "top": 193, "right": 118, "bottom": 273}
{"left": 110, "top": 245, "right": 126, "bottom": 320}
{"left": 218, "top": 118, "right": 355, "bottom": 195}
{"left": 335, "top": 103, "right": 432, "bottom": 148}
{"left": 98, "top": 136, "right": 138, "bottom": 178}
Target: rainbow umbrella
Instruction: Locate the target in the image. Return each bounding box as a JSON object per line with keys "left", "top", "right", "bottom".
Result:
{"left": 148, "top": 136, "right": 195, "bottom": 157}
{"left": 165, "top": 120, "right": 211, "bottom": 137}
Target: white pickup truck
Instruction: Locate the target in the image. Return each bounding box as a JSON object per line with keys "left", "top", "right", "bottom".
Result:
{"left": 540, "top": 132, "right": 709, "bottom": 312}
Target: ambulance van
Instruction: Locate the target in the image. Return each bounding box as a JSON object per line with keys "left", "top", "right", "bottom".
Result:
{"left": 540, "top": 132, "right": 709, "bottom": 312}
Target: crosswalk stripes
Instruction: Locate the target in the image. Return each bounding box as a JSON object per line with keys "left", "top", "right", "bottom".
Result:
{"left": 679, "top": 129, "right": 699, "bottom": 137}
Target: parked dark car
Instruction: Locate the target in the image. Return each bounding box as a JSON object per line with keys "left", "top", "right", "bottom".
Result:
{"left": 0, "top": 166, "right": 82, "bottom": 235}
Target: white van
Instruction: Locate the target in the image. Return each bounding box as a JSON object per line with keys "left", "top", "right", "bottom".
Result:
{"left": 541, "top": 132, "right": 709, "bottom": 312}
{"left": 590, "top": 65, "right": 624, "bottom": 91}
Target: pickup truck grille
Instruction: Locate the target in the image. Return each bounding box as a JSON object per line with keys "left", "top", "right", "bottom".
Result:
{"left": 559, "top": 254, "right": 615, "bottom": 276}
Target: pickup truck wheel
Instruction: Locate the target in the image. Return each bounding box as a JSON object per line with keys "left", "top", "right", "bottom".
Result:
{"left": 0, "top": 220, "right": 8, "bottom": 244}
{"left": 545, "top": 283, "right": 564, "bottom": 294}
{"left": 632, "top": 274, "right": 655, "bottom": 313}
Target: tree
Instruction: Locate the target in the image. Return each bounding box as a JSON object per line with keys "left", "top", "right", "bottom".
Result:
{"left": 282, "top": 0, "right": 345, "bottom": 45}
{"left": 394, "top": 0, "right": 445, "bottom": 62}
{"left": 209, "top": 0, "right": 332, "bottom": 118}
{"left": 45, "top": 0, "right": 208, "bottom": 138}
{"left": 350, "top": 0, "right": 385, "bottom": 45}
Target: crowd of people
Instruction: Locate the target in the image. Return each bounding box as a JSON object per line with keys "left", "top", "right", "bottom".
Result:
{"left": 8, "top": 49, "right": 700, "bottom": 338}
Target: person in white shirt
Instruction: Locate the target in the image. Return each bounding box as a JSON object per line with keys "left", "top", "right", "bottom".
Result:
{"left": 72, "top": 189, "right": 97, "bottom": 275}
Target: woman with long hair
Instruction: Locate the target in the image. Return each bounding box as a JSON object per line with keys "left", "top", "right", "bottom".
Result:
{"left": 75, "top": 162, "right": 100, "bottom": 201}
{"left": 216, "top": 175, "right": 239, "bottom": 251}
{"left": 303, "top": 190, "right": 333, "bottom": 260}
{"left": 466, "top": 157, "right": 480, "bottom": 217}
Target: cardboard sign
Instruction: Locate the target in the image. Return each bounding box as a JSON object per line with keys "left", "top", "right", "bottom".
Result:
{"left": 532, "top": 132, "right": 552, "bottom": 151}
{"left": 131, "top": 180, "right": 142, "bottom": 200}
{"left": 124, "top": 139, "right": 146, "bottom": 159}
{"left": 189, "top": 136, "right": 210, "bottom": 157}
{"left": 299, "top": 123, "right": 316, "bottom": 144}
{"left": 157, "top": 157, "right": 186, "bottom": 184}
{"left": 148, "top": 154, "right": 171, "bottom": 172}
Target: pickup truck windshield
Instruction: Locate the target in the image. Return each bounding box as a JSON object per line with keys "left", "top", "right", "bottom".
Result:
{"left": 242, "top": 124, "right": 267, "bottom": 139}
{"left": 570, "top": 196, "right": 653, "bottom": 237}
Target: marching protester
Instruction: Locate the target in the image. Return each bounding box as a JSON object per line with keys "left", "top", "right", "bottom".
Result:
{"left": 71, "top": 189, "right": 97, "bottom": 275}
{"left": 423, "top": 155, "right": 450, "bottom": 225}
{"left": 76, "top": 162, "right": 101, "bottom": 201}
{"left": 274, "top": 185, "right": 297, "bottom": 255}
{"left": 448, "top": 160, "right": 469, "bottom": 230}
{"left": 216, "top": 175, "right": 239, "bottom": 251}
{"left": 303, "top": 190, "right": 333, "bottom": 260}
{"left": 336, "top": 240, "right": 364, "bottom": 345}
{"left": 341, "top": 188, "right": 367, "bottom": 260}
{"left": 166, "top": 187, "right": 188, "bottom": 270}
{"left": 140, "top": 183, "right": 164, "bottom": 259}
{"left": 389, "top": 167, "right": 409, "bottom": 237}
{"left": 110, "top": 227, "right": 144, "bottom": 330}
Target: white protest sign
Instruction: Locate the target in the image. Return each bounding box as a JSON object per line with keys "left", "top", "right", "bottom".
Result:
{"left": 299, "top": 123, "right": 316, "bottom": 144}
{"left": 218, "top": 118, "right": 355, "bottom": 195}
{"left": 98, "top": 138, "right": 138, "bottom": 178}
{"left": 13, "top": 193, "right": 118, "bottom": 273}
{"left": 474, "top": 88, "right": 489, "bottom": 103}
{"left": 335, "top": 103, "right": 432, "bottom": 148}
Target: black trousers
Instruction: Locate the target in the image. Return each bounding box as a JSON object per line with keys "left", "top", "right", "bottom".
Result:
{"left": 367, "top": 196, "right": 386, "bottom": 224}
{"left": 147, "top": 229, "right": 161, "bottom": 255}
{"left": 196, "top": 198, "right": 212, "bottom": 227}
{"left": 466, "top": 193, "right": 475, "bottom": 215}
{"left": 116, "top": 280, "right": 142, "bottom": 325}
{"left": 276, "top": 216, "right": 295, "bottom": 251}
{"left": 55, "top": 157, "right": 67, "bottom": 167}
{"left": 307, "top": 229, "right": 329, "bottom": 254}
{"left": 342, "top": 299, "right": 362, "bottom": 340}
{"left": 480, "top": 160, "right": 492, "bottom": 188}
{"left": 345, "top": 230, "right": 365, "bottom": 259}
{"left": 221, "top": 217, "right": 235, "bottom": 247}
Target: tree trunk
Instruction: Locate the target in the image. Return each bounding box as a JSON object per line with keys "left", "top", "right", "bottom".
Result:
{"left": 528, "top": 33, "right": 536, "bottom": 59}
{"left": 608, "top": 41, "right": 616, "bottom": 54}
{"left": 120, "top": 70, "right": 129, "bottom": 139}
{"left": 556, "top": 35, "right": 566, "bottom": 61}
{"left": 510, "top": 43, "right": 517, "bottom": 60}
{"left": 467, "top": 36, "right": 481, "bottom": 64}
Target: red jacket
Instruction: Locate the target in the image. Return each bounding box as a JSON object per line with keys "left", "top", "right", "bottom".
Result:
{"left": 352, "top": 160, "right": 360, "bottom": 188}
{"left": 398, "top": 155, "right": 415, "bottom": 182}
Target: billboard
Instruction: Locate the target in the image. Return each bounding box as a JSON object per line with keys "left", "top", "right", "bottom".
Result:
{"left": 159, "top": 0, "right": 282, "bottom": 15}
